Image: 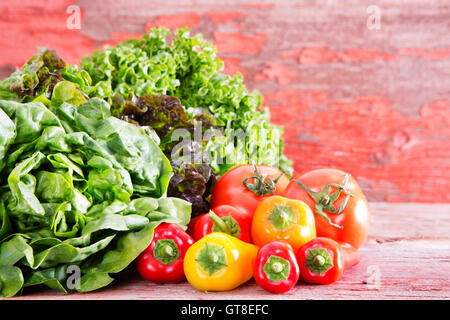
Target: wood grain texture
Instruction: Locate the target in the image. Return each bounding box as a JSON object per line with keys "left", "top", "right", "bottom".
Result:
{"left": 6, "top": 202, "right": 450, "bottom": 300}
{"left": 0, "top": 0, "right": 449, "bottom": 203}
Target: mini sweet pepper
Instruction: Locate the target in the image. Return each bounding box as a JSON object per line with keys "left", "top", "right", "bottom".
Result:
{"left": 183, "top": 232, "right": 259, "bottom": 291}
{"left": 254, "top": 241, "right": 300, "bottom": 294}
{"left": 296, "top": 237, "right": 359, "bottom": 285}
{"left": 251, "top": 195, "right": 316, "bottom": 252}
{"left": 135, "top": 223, "right": 194, "bottom": 283}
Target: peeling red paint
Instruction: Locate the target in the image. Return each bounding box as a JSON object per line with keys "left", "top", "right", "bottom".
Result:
{"left": 264, "top": 90, "right": 450, "bottom": 203}
{"left": 420, "top": 100, "right": 450, "bottom": 136}
{"left": 205, "top": 11, "right": 246, "bottom": 23}
{"left": 101, "top": 32, "right": 143, "bottom": 47}
{"left": 1, "top": 2, "right": 449, "bottom": 204}
{"left": 342, "top": 49, "right": 397, "bottom": 62}
{"left": 145, "top": 12, "right": 200, "bottom": 30}
{"left": 0, "top": 0, "right": 96, "bottom": 66}
{"left": 254, "top": 61, "right": 298, "bottom": 85}
{"left": 385, "top": 195, "right": 404, "bottom": 203}
{"left": 398, "top": 48, "right": 450, "bottom": 60}
{"left": 264, "top": 89, "right": 327, "bottom": 106}
{"left": 281, "top": 52, "right": 301, "bottom": 59}
{"left": 284, "top": 46, "right": 450, "bottom": 64}
{"left": 298, "top": 46, "right": 340, "bottom": 64}
{"left": 214, "top": 32, "right": 266, "bottom": 54}
{"left": 219, "top": 56, "right": 248, "bottom": 78}
{"left": 242, "top": 3, "right": 274, "bottom": 9}
{"left": 298, "top": 47, "right": 396, "bottom": 64}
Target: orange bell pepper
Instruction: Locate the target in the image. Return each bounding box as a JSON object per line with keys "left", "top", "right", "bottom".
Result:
{"left": 251, "top": 195, "right": 316, "bottom": 251}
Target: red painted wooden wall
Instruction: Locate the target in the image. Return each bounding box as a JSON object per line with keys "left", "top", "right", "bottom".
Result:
{"left": 1, "top": 0, "right": 449, "bottom": 203}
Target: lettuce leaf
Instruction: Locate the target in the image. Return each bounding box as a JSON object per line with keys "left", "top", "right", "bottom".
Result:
{"left": 0, "top": 99, "right": 190, "bottom": 297}
{"left": 0, "top": 49, "right": 90, "bottom": 106}
{"left": 110, "top": 93, "right": 218, "bottom": 216}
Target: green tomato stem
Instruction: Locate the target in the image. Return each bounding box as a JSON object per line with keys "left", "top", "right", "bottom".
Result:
{"left": 242, "top": 162, "right": 284, "bottom": 196}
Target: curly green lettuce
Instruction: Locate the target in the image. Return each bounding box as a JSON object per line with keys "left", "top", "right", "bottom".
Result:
{"left": 80, "top": 27, "right": 293, "bottom": 175}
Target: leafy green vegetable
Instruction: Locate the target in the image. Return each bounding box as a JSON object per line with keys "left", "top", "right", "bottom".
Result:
{"left": 0, "top": 265, "right": 24, "bottom": 297}
{"left": 112, "top": 93, "right": 192, "bottom": 144}
{"left": 0, "top": 108, "right": 15, "bottom": 172}
{"left": 80, "top": 27, "right": 293, "bottom": 175}
{"left": 0, "top": 27, "right": 294, "bottom": 296}
{"left": 0, "top": 99, "right": 191, "bottom": 297}
{"left": 0, "top": 28, "right": 292, "bottom": 218}
{"left": 111, "top": 93, "right": 219, "bottom": 216}
{"left": 0, "top": 49, "right": 90, "bottom": 106}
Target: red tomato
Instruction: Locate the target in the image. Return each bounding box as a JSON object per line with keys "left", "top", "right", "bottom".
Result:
{"left": 283, "top": 169, "right": 370, "bottom": 249}
{"left": 210, "top": 164, "right": 289, "bottom": 219}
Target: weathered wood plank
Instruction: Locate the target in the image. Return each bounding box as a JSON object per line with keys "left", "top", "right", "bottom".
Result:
{"left": 6, "top": 202, "right": 450, "bottom": 300}
{"left": 366, "top": 202, "right": 450, "bottom": 240}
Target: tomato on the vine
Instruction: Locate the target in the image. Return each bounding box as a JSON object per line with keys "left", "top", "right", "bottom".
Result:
{"left": 210, "top": 164, "right": 290, "bottom": 220}
{"left": 283, "top": 168, "right": 370, "bottom": 249}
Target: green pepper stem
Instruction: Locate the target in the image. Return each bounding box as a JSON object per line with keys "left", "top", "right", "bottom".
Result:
{"left": 208, "top": 211, "right": 231, "bottom": 234}
{"left": 263, "top": 255, "right": 290, "bottom": 282}
{"left": 313, "top": 255, "right": 326, "bottom": 267}
{"left": 268, "top": 205, "right": 294, "bottom": 232}
{"left": 305, "top": 248, "right": 333, "bottom": 275}
{"left": 272, "top": 262, "right": 283, "bottom": 273}
{"left": 163, "top": 245, "right": 175, "bottom": 257}
{"left": 209, "top": 253, "right": 219, "bottom": 264}
{"left": 153, "top": 239, "right": 180, "bottom": 265}
{"left": 195, "top": 242, "right": 228, "bottom": 276}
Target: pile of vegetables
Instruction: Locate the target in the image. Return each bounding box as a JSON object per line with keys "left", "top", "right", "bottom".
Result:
{"left": 0, "top": 27, "right": 292, "bottom": 218}
{"left": 0, "top": 27, "right": 370, "bottom": 297}
{"left": 136, "top": 164, "right": 370, "bottom": 293}
{"left": 0, "top": 97, "right": 191, "bottom": 297}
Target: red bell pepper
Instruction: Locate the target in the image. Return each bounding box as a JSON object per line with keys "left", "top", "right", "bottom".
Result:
{"left": 135, "top": 222, "right": 194, "bottom": 283}
{"left": 296, "top": 237, "right": 359, "bottom": 285}
{"left": 187, "top": 205, "right": 251, "bottom": 243}
{"left": 254, "top": 241, "right": 300, "bottom": 294}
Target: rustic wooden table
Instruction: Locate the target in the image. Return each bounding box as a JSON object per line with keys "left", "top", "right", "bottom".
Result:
{"left": 7, "top": 202, "right": 449, "bottom": 300}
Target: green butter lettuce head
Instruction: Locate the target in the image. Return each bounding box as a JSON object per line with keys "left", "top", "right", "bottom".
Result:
{"left": 0, "top": 108, "right": 16, "bottom": 172}
{"left": 54, "top": 97, "right": 173, "bottom": 198}
{"left": 0, "top": 99, "right": 189, "bottom": 298}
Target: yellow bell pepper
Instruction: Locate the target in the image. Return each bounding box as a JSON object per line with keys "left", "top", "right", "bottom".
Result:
{"left": 183, "top": 232, "right": 259, "bottom": 291}
{"left": 251, "top": 195, "right": 316, "bottom": 252}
